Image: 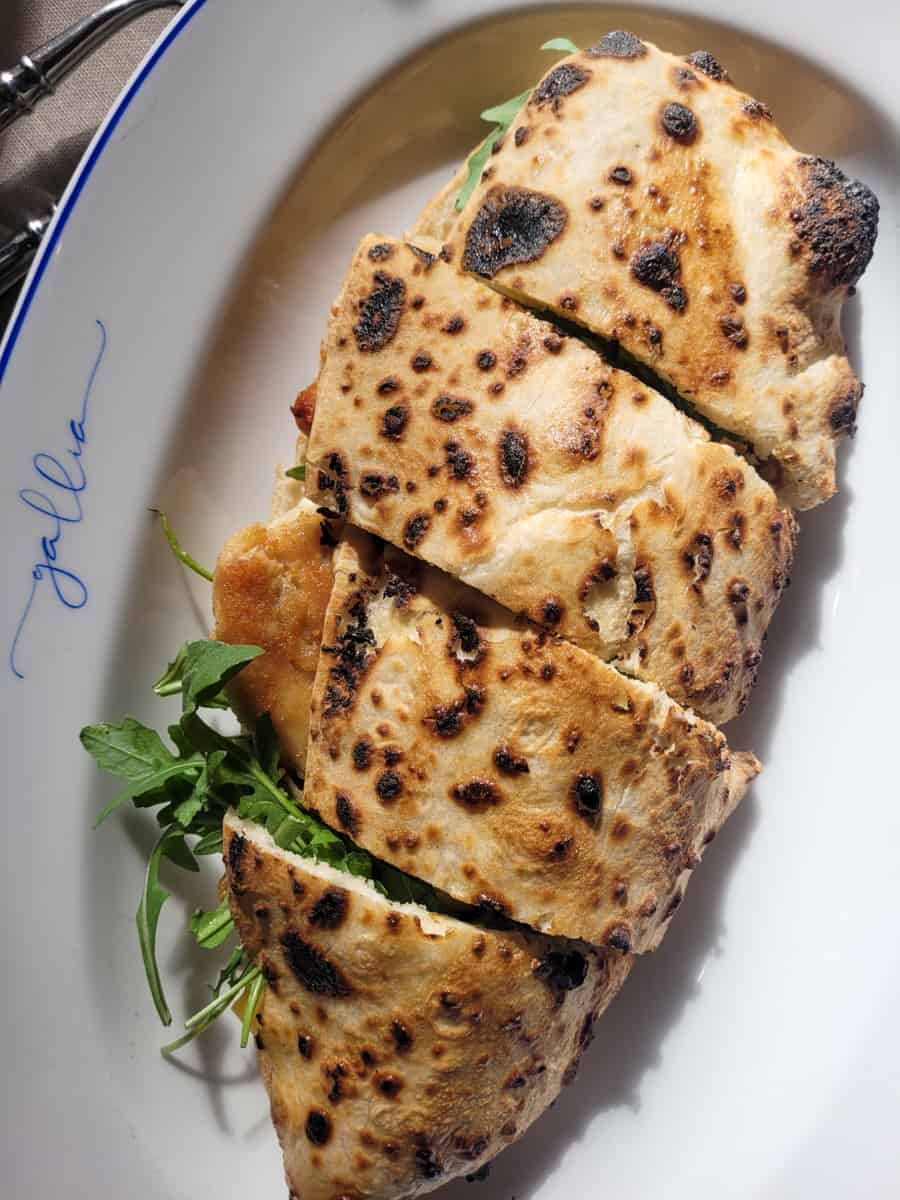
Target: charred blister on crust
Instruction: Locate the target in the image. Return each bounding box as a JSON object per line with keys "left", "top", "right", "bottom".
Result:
{"left": 476, "top": 349, "right": 497, "bottom": 371}
{"left": 533, "top": 949, "right": 589, "bottom": 992}
{"left": 829, "top": 382, "right": 862, "bottom": 435}
{"left": 792, "top": 156, "right": 879, "bottom": 288}
{"left": 403, "top": 512, "right": 431, "bottom": 549}
{"left": 280, "top": 931, "right": 352, "bottom": 997}
{"left": 442, "top": 315, "right": 466, "bottom": 335}
{"left": 448, "top": 610, "right": 483, "bottom": 663}
{"left": 531, "top": 64, "right": 592, "bottom": 113}
{"left": 630, "top": 241, "right": 687, "bottom": 310}
{"left": 353, "top": 272, "right": 406, "bottom": 352}
{"left": 367, "top": 243, "right": 394, "bottom": 262}
{"left": 445, "top": 441, "right": 475, "bottom": 481}
{"left": 742, "top": 98, "right": 772, "bottom": 120}
{"left": 573, "top": 772, "right": 603, "bottom": 824}
{"left": 541, "top": 597, "right": 564, "bottom": 625}
{"left": 375, "top": 769, "right": 403, "bottom": 803}
{"left": 406, "top": 243, "right": 435, "bottom": 269}
{"left": 685, "top": 50, "right": 728, "bottom": 80}
{"left": 227, "top": 831, "right": 246, "bottom": 887}
{"left": 463, "top": 186, "right": 568, "bottom": 278}
{"left": 335, "top": 792, "right": 359, "bottom": 836}
{"left": 604, "top": 924, "right": 632, "bottom": 952}
{"left": 451, "top": 778, "right": 501, "bottom": 811}
{"left": 608, "top": 165, "right": 633, "bottom": 186}
{"left": 380, "top": 404, "right": 408, "bottom": 440}
{"left": 321, "top": 596, "right": 375, "bottom": 717}
{"left": 587, "top": 30, "right": 646, "bottom": 58}
{"left": 493, "top": 745, "right": 529, "bottom": 774}
{"left": 498, "top": 428, "right": 530, "bottom": 488}
{"left": 660, "top": 102, "right": 698, "bottom": 143}
{"left": 359, "top": 471, "right": 400, "bottom": 501}
{"left": 431, "top": 393, "right": 474, "bottom": 423}
{"left": 308, "top": 888, "right": 350, "bottom": 929}
{"left": 719, "top": 313, "right": 749, "bottom": 348}
{"left": 305, "top": 1109, "right": 332, "bottom": 1145}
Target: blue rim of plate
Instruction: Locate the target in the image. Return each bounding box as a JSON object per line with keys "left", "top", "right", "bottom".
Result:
{"left": 0, "top": 0, "right": 210, "bottom": 386}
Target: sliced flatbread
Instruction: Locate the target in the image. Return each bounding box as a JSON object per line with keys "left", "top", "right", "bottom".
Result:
{"left": 416, "top": 32, "right": 878, "bottom": 509}
{"left": 212, "top": 495, "right": 336, "bottom": 772}
{"left": 304, "top": 234, "right": 796, "bottom": 722}
{"left": 304, "top": 529, "right": 759, "bottom": 953}
{"left": 224, "top": 812, "right": 630, "bottom": 1200}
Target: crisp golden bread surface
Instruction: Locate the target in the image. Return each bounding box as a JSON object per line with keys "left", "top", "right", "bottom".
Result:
{"left": 305, "top": 234, "right": 796, "bottom": 722}
{"left": 224, "top": 813, "right": 630, "bottom": 1200}
{"left": 416, "top": 33, "right": 877, "bottom": 509}
{"left": 212, "top": 500, "right": 334, "bottom": 772}
{"left": 305, "top": 530, "right": 758, "bottom": 953}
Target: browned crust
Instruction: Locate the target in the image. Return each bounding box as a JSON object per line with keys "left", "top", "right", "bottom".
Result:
{"left": 305, "top": 530, "right": 759, "bottom": 952}
{"left": 212, "top": 503, "right": 335, "bottom": 772}
{"left": 305, "top": 234, "right": 796, "bottom": 722}
{"left": 223, "top": 813, "right": 630, "bottom": 1200}
{"left": 417, "top": 36, "right": 878, "bottom": 509}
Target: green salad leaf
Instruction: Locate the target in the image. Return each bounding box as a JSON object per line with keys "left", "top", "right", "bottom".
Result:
{"left": 284, "top": 464, "right": 306, "bottom": 481}
{"left": 151, "top": 509, "right": 214, "bottom": 582}
{"left": 455, "top": 37, "right": 581, "bottom": 212}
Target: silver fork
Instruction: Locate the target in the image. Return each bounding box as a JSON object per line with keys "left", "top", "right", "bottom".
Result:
{"left": 0, "top": 0, "right": 183, "bottom": 296}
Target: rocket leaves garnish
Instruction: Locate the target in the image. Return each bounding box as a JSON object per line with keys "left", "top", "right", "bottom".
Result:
{"left": 81, "top": 638, "right": 451, "bottom": 1053}
{"left": 151, "top": 509, "right": 214, "bottom": 582}
{"left": 455, "top": 37, "right": 580, "bottom": 211}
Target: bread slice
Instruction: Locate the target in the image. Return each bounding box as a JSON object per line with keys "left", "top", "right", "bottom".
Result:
{"left": 415, "top": 32, "right": 878, "bottom": 509}
{"left": 223, "top": 812, "right": 630, "bottom": 1200}
{"left": 304, "top": 233, "right": 796, "bottom": 722}
{"left": 304, "top": 528, "right": 759, "bottom": 954}
{"left": 212, "top": 496, "right": 335, "bottom": 772}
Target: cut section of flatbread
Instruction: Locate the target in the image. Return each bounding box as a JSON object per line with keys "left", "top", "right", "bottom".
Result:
{"left": 213, "top": 495, "right": 336, "bottom": 772}
{"left": 224, "top": 812, "right": 630, "bottom": 1200}
{"left": 415, "top": 32, "right": 878, "bottom": 510}
{"left": 305, "top": 234, "right": 796, "bottom": 722}
{"left": 304, "top": 529, "right": 759, "bottom": 954}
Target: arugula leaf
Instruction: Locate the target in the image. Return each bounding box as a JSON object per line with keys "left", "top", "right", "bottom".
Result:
{"left": 190, "top": 897, "right": 235, "bottom": 950}
{"left": 81, "top": 718, "right": 204, "bottom": 826}
{"left": 253, "top": 712, "right": 281, "bottom": 782}
{"left": 151, "top": 509, "right": 214, "bottom": 582}
{"left": 161, "top": 962, "right": 261, "bottom": 1056}
{"left": 455, "top": 39, "right": 582, "bottom": 212}
{"left": 180, "top": 641, "right": 264, "bottom": 715}
{"left": 285, "top": 464, "right": 306, "bottom": 481}
{"left": 137, "top": 825, "right": 197, "bottom": 1026}
{"left": 240, "top": 970, "right": 266, "bottom": 1049}
{"left": 172, "top": 751, "right": 224, "bottom": 829}
{"left": 541, "top": 36, "right": 578, "bottom": 52}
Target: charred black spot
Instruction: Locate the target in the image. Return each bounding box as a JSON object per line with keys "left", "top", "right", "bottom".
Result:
{"left": 227, "top": 832, "right": 246, "bottom": 885}
{"left": 499, "top": 428, "right": 529, "bottom": 488}
{"left": 377, "top": 376, "right": 400, "bottom": 394}
{"left": 411, "top": 352, "right": 433, "bottom": 372}
{"left": 352, "top": 739, "right": 372, "bottom": 770}
{"left": 425, "top": 686, "right": 484, "bottom": 738}
{"left": 541, "top": 598, "right": 563, "bottom": 625}
{"left": 534, "top": 949, "right": 589, "bottom": 991}
{"left": 359, "top": 471, "right": 399, "bottom": 500}
{"left": 793, "top": 157, "right": 879, "bottom": 288}
{"left": 742, "top": 98, "right": 772, "bottom": 120}
{"left": 719, "top": 313, "right": 748, "bottom": 348}
{"left": 477, "top": 349, "right": 497, "bottom": 371}
{"left": 368, "top": 242, "right": 394, "bottom": 262}
{"left": 451, "top": 778, "right": 500, "bottom": 810}
{"left": 829, "top": 385, "right": 861, "bottom": 435}
{"left": 375, "top": 1073, "right": 403, "bottom": 1098}
{"left": 297, "top": 1033, "right": 314, "bottom": 1059}
{"left": 442, "top": 315, "right": 466, "bottom": 334}
{"left": 493, "top": 745, "right": 529, "bottom": 775}
{"left": 605, "top": 925, "right": 632, "bottom": 952}
{"left": 683, "top": 531, "right": 714, "bottom": 592}
{"left": 321, "top": 596, "right": 375, "bottom": 717}
{"left": 608, "top": 165, "right": 633, "bottom": 185}
{"left": 532, "top": 63, "right": 591, "bottom": 112}
{"left": 353, "top": 271, "right": 406, "bottom": 352}
{"left": 634, "top": 565, "right": 655, "bottom": 604}
{"left": 514, "top": 125, "right": 529, "bottom": 146}
{"left": 320, "top": 519, "right": 338, "bottom": 548}
{"left": 573, "top": 772, "right": 603, "bottom": 824}
{"left": 661, "top": 102, "right": 698, "bottom": 143}
{"left": 391, "top": 1019, "right": 413, "bottom": 1052}
{"left": 588, "top": 30, "right": 646, "bottom": 58}
{"left": 685, "top": 50, "right": 728, "bottom": 80}
{"left": 407, "top": 244, "right": 435, "bottom": 268}
{"left": 383, "top": 569, "right": 417, "bottom": 608}
{"left": 445, "top": 441, "right": 475, "bottom": 480}
{"left": 730, "top": 282, "right": 747, "bottom": 304}
{"left": 335, "top": 792, "right": 358, "bottom": 836}
{"left": 543, "top": 333, "right": 564, "bottom": 354}
{"left": 381, "top": 404, "right": 408, "bottom": 440}
{"left": 281, "top": 931, "right": 352, "bottom": 997}
{"left": 631, "top": 242, "right": 687, "bottom": 310}
{"left": 463, "top": 186, "right": 567, "bottom": 278}
{"left": 449, "top": 610, "right": 482, "bottom": 660}
{"left": 431, "top": 393, "right": 473, "bottom": 422}
{"left": 309, "top": 888, "right": 349, "bottom": 930}
{"left": 415, "top": 1144, "right": 443, "bottom": 1180}
{"left": 305, "top": 1110, "right": 332, "bottom": 1145}
{"left": 375, "top": 770, "right": 402, "bottom": 803}
{"left": 403, "top": 513, "right": 431, "bottom": 549}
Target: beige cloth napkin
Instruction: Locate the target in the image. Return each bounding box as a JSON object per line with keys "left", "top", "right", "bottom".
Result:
{"left": 0, "top": 1, "right": 175, "bottom": 323}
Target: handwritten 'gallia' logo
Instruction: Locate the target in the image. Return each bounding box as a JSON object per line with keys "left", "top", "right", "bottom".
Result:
{"left": 9, "top": 318, "right": 107, "bottom": 680}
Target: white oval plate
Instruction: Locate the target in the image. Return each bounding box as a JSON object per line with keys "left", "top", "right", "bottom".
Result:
{"left": 2, "top": 2, "right": 899, "bottom": 1197}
